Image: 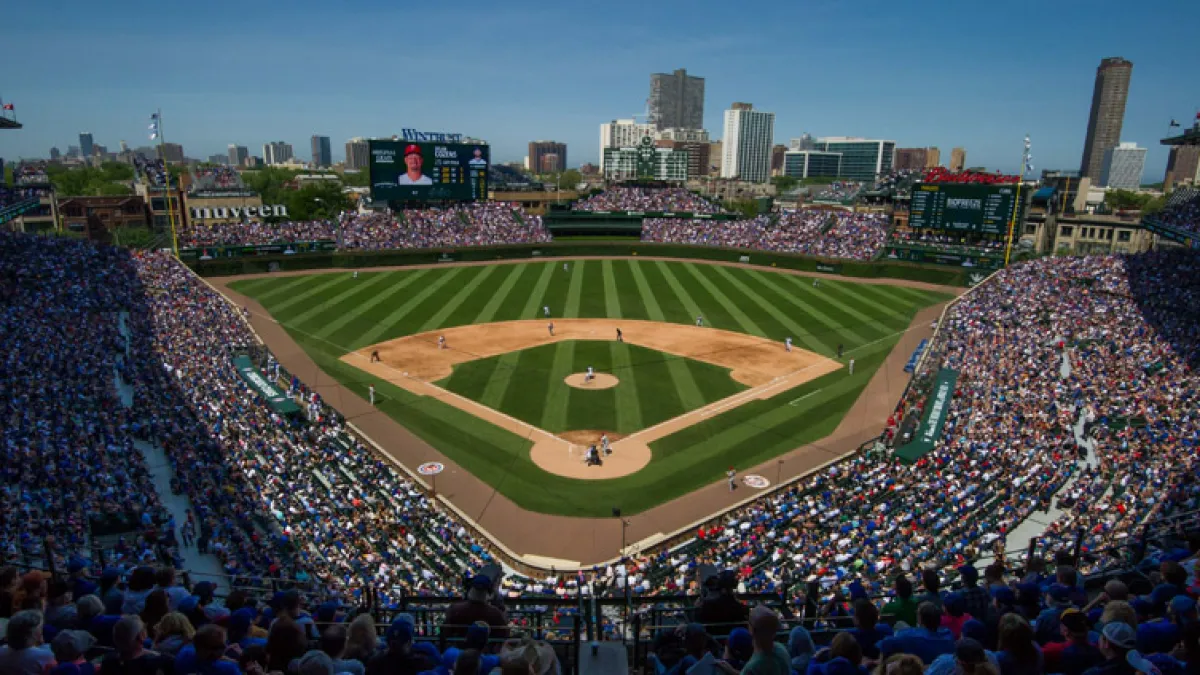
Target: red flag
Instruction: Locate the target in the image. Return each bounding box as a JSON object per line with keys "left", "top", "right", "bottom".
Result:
{"left": 1, "top": 104, "right": 13, "bottom": 110}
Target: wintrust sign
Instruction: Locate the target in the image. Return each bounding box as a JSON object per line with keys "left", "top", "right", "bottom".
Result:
{"left": 190, "top": 205, "right": 289, "bottom": 220}
{"left": 401, "top": 129, "right": 463, "bottom": 143}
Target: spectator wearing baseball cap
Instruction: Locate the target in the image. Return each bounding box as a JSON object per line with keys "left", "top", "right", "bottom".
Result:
{"left": 366, "top": 615, "right": 435, "bottom": 675}
{"left": 1034, "top": 583, "right": 1076, "bottom": 645}
{"left": 1042, "top": 609, "right": 1102, "bottom": 675}
{"left": 442, "top": 574, "right": 508, "bottom": 644}
{"left": 1137, "top": 594, "right": 1195, "bottom": 656}
{"left": 67, "top": 561, "right": 97, "bottom": 603}
{"left": 1082, "top": 622, "right": 1137, "bottom": 675}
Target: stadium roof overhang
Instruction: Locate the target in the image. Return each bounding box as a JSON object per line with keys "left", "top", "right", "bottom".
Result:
{"left": 1161, "top": 127, "right": 1200, "bottom": 146}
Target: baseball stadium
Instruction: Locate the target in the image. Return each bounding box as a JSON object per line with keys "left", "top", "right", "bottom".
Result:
{"left": 4, "top": 117, "right": 1200, "bottom": 675}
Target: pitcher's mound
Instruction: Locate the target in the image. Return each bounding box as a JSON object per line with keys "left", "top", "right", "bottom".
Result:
{"left": 564, "top": 372, "right": 619, "bottom": 389}
{"left": 530, "top": 435, "right": 651, "bottom": 480}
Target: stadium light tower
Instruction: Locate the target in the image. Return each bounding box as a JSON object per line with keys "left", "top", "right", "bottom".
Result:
{"left": 1004, "top": 135, "right": 1033, "bottom": 266}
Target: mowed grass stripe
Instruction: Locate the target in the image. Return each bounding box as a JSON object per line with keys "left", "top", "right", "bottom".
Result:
{"left": 316, "top": 270, "right": 429, "bottom": 342}
{"left": 539, "top": 341, "right": 576, "bottom": 430}
{"left": 578, "top": 261, "right": 608, "bottom": 318}
{"left": 815, "top": 280, "right": 917, "bottom": 328}
{"left": 627, "top": 263, "right": 706, "bottom": 411}
{"left": 518, "top": 263, "right": 557, "bottom": 319}
{"left": 840, "top": 282, "right": 929, "bottom": 322}
{"left": 710, "top": 266, "right": 829, "bottom": 351}
{"left": 269, "top": 274, "right": 354, "bottom": 318}
{"left": 597, "top": 262, "right": 640, "bottom": 426}
{"left": 681, "top": 263, "right": 766, "bottom": 337}
{"left": 654, "top": 261, "right": 706, "bottom": 326}
{"left": 251, "top": 274, "right": 326, "bottom": 304}
{"left": 566, "top": 342, "right": 618, "bottom": 432}
{"left": 611, "top": 261, "right": 651, "bottom": 321}
{"left": 562, "top": 261, "right": 586, "bottom": 317}
{"left": 417, "top": 266, "right": 497, "bottom": 332}
{"left": 498, "top": 346, "right": 553, "bottom": 426}
{"left": 770, "top": 273, "right": 892, "bottom": 341}
{"left": 472, "top": 264, "right": 527, "bottom": 324}
{"left": 638, "top": 263, "right": 694, "bottom": 326}
{"left": 287, "top": 273, "right": 393, "bottom": 328}
{"left": 478, "top": 351, "right": 523, "bottom": 409}
{"left": 741, "top": 269, "right": 870, "bottom": 350}
{"left": 356, "top": 268, "right": 465, "bottom": 347}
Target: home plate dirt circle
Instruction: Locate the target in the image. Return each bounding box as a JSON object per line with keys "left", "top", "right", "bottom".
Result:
{"left": 530, "top": 433, "right": 652, "bottom": 480}
{"left": 563, "top": 372, "right": 620, "bottom": 389}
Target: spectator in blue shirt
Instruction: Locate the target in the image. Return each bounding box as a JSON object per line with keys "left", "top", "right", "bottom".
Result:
{"left": 877, "top": 602, "right": 954, "bottom": 664}
{"left": 175, "top": 624, "right": 240, "bottom": 675}
{"left": 846, "top": 600, "right": 891, "bottom": 660}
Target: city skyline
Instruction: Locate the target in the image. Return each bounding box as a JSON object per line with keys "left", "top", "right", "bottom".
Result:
{"left": 1, "top": 0, "right": 1197, "bottom": 181}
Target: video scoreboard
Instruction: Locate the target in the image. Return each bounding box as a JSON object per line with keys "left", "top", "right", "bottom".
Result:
{"left": 909, "top": 183, "right": 1022, "bottom": 235}
{"left": 369, "top": 140, "right": 489, "bottom": 202}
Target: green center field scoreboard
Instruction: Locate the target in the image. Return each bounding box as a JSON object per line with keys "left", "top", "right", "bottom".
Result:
{"left": 909, "top": 184, "right": 1023, "bottom": 235}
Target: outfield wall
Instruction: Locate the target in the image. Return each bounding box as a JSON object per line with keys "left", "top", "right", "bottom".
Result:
{"left": 188, "top": 242, "right": 973, "bottom": 286}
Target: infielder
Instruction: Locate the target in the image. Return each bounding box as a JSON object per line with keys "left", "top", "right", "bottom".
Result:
{"left": 369, "top": 384, "right": 375, "bottom": 406}
{"left": 600, "top": 433, "right": 610, "bottom": 455}
{"left": 437, "top": 335, "right": 447, "bottom": 350}
{"left": 785, "top": 337, "right": 792, "bottom": 352}
{"left": 544, "top": 305, "right": 551, "bottom": 318}
{"left": 370, "top": 350, "right": 380, "bottom": 363}
{"left": 616, "top": 328, "right": 623, "bottom": 343}
{"left": 849, "top": 358, "right": 855, "bottom": 374}
{"left": 548, "top": 321, "right": 555, "bottom": 336}
{"left": 585, "top": 366, "right": 595, "bottom": 383}
{"left": 696, "top": 315, "right": 704, "bottom": 327}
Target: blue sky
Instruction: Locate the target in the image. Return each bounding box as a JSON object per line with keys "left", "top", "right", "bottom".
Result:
{"left": 1, "top": 0, "right": 1196, "bottom": 181}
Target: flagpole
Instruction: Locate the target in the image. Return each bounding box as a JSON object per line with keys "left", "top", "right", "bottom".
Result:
{"left": 155, "top": 108, "right": 180, "bottom": 258}
{"left": 1003, "top": 135, "right": 1030, "bottom": 267}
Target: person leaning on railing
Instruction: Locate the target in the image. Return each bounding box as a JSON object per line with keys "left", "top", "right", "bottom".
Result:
{"left": 441, "top": 572, "right": 509, "bottom": 644}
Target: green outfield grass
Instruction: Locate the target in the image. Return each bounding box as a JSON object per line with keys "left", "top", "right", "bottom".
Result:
{"left": 438, "top": 340, "right": 746, "bottom": 434}
{"left": 230, "top": 260, "right": 951, "bottom": 517}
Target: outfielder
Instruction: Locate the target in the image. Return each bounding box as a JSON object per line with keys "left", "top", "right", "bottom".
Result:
{"left": 353, "top": 270, "right": 359, "bottom": 279}
{"left": 585, "top": 366, "right": 595, "bottom": 383}
{"left": 548, "top": 321, "right": 555, "bottom": 336}
{"left": 849, "top": 358, "right": 855, "bottom": 375}
{"left": 696, "top": 315, "right": 703, "bottom": 327}
{"left": 544, "top": 305, "right": 551, "bottom": 318}
{"left": 785, "top": 337, "right": 792, "bottom": 352}
{"left": 563, "top": 263, "right": 569, "bottom": 272}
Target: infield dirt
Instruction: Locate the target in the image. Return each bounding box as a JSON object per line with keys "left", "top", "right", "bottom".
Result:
{"left": 344, "top": 319, "right": 841, "bottom": 480}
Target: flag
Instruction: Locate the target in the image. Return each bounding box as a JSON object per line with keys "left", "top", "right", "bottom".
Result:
{"left": 1, "top": 103, "right": 12, "bottom": 111}
{"left": 1170, "top": 119, "right": 1181, "bottom": 127}
{"left": 150, "top": 112, "right": 159, "bottom": 120}
{"left": 150, "top": 132, "right": 158, "bottom": 140}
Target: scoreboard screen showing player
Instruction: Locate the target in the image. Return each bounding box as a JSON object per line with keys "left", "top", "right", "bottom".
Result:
{"left": 908, "top": 183, "right": 1022, "bottom": 235}
{"left": 369, "top": 140, "right": 489, "bottom": 202}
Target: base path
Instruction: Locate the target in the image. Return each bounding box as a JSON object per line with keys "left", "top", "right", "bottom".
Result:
{"left": 344, "top": 319, "right": 840, "bottom": 481}
{"left": 565, "top": 373, "right": 619, "bottom": 390}
{"left": 210, "top": 262, "right": 956, "bottom": 568}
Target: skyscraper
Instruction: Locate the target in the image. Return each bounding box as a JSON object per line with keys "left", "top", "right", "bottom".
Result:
{"left": 158, "top": 143, "right": 184, "bottom": 164}
{"left": 528, "top": 141, "right": 568, "bottom": 174}
{"left": 345, "top": 138, "right": 370, "bottom": 171}
{"left": 263, "top": 142, "right": 294, "bottom": 165}
{"left": 1164, "top": 145, "right": 1200, "bottom": 190}
{"left": 79, "top": 132, "right": 94, "bottom": 159}
{"left": 1079, "top": 57, "right": 1133, "bottom": 180}
{"left": 1099, "top": 142, "right": 1146, "bottom": 190}
{"left": 311, "top": 135, "right": 332, "bottom": 167}
{"left": 949, "top": 147, "right": 967, "bottom": 172}
{"left": 228, "top": 144, "right": 249, "bottom": 167}
{"left": 49, "top": 147, "right": 61, "bottom": 160}
{"left": 813, "top": 138, "right": 895, "bottom": 182}
{"left": 721, "top": 103, "right": 775, "bottom": 183}
{"left": 648, "top": 69, "right": 705, "bottom": 131}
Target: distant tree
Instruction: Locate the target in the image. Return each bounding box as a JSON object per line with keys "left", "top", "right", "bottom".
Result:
{"left": 1104, "top": 189, "right": 1152, "bottom": 211}
{"left": 771, "top": 175, "right": 799, "bottom": 192}
{"left": 723, "top": 198, "right": 760, "bottom": 219}
{"left": 111, "top": 226, "right": 161, "bottom": 249}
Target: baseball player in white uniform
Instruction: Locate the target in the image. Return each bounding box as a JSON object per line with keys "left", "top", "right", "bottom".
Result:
{"left": 544, "top": 305, "right": 551, "bottom": 318}
{"left": 600, "top": 433, "right": 610, "bottom": 455}
{"left": 437, "top": 335, "right": 447, "bottom": 350}
{"left": 849, "top": 358, "right": 855, "bottom": 375}
{"left": 727, "top": 467, "right": 737, "bottom": 492}
{"left": 785, "top": 337, "right": 792, "bottom": 352}
{"left": 563, "top": 263, "right": 569, "bottom": 272}
{"left": 369, "top": 384, "right": 375, "bottom": 406}
{"left": 586, "top": 366, "right": 594, "bottom": 383}
{"left": 353, "top": 270, "right": 359, "bottom": 279}
{"left": 696, "top": 315, "right": 703, "bottom": 327}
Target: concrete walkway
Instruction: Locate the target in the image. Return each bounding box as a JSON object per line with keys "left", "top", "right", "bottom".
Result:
{"left": 114, "top": 313, "right": 229, "bottom": 590}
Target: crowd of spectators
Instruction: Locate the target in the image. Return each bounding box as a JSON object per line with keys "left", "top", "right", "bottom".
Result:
{"left": 0, "top": 566, "right": 566, "bottom": 675}
{"left": 190, "top": 167, "right": 246, "bottom": 192}
{"left": 134, "top": 157, "right": 172, "bottom": 187}
{"left": 178, "top": 220, "right": 337, "bottom": 247}
{"left": 812, "top": 182, "right": 864, "bottom": 203}
{"left": 888, "top": 230, "right": 1006, "bottom": 256}
{"left": 0, "top": 185, "right": 46, "bottom": 211}
{"left": 573, "top": 187, "right": 723, "bottom": 214}
{"left": 1151, "top": 188, "right": 1200, "bottom": 235}
{"left": 643, "top": 210, "right": 887, "bottom": 260}
{"left": 339, "top": 203, "right": 549, "bottom": 250}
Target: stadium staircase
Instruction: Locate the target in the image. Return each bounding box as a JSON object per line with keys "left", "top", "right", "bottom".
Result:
{"left": 457, "top": 209, "right": 472, "bottom": 228}
{"left": 511, "top": 208, "right": 526, "bottom": 226}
